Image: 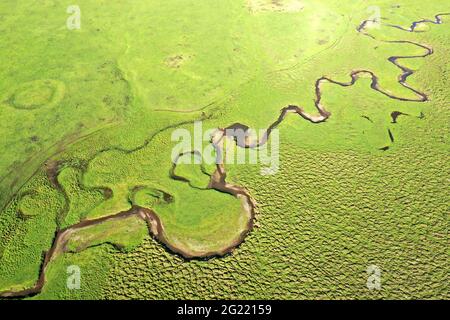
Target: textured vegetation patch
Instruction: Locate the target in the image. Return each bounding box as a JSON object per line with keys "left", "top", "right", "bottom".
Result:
{"left": 8, "top": 80, "right": 65, "bottom": 110}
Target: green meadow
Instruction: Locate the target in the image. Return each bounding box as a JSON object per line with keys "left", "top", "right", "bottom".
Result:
{"left": 0, "top": 0, "right": 448, "bottom": 299}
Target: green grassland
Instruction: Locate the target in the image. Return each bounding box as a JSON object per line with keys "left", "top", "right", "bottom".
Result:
{"left": 0, "top": 0, "right": 448, "bottom": 299}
